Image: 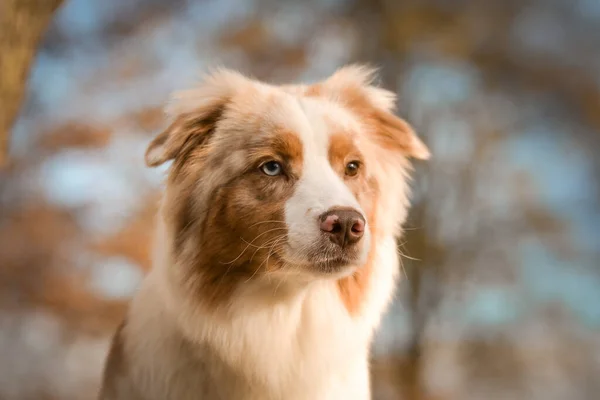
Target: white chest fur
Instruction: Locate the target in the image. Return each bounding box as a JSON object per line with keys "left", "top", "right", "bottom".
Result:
{"left": 124, "top": 235, "right": 399, "bottom": 400}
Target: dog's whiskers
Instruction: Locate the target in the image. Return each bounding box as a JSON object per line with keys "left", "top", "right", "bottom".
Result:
{"left": 248, "top": 220, "right": 287, "bottom": 228}
{"left": 246, "top": 236, "right": 286, "bottom": 283}
{"left": 249, "top": 235, "right": 286, "bottom": 263}
{"left": 398, "top": 254, "right": 408, "bottom": 280}
{"left": 220, "top": 227, "right": 287, "bottom": 265}
{"left": 241, "top": 228, "right": 287, "bottom": 249}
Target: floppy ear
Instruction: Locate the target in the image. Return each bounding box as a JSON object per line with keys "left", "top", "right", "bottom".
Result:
{"left": 313, "top": 64, "right": 430, "bottom": 160}
{"left": 145, "top": 108, "right": 222, "bottom": 167}
{"left": 144, "top": 68, "right": 247, "bottom": 167}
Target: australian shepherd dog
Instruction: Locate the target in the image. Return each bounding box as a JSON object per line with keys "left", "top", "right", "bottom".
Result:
{"left": 98, "top": 65, "right": 429, "bottom": 400}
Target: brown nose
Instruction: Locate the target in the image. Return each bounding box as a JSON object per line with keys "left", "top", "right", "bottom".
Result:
{"left": 319, "top": 208, "right": 365, "bottom": 248}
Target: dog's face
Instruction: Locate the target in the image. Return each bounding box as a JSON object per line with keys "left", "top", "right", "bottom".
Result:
{"left": 146, "top": 66, "right": 429, "bottom": 305}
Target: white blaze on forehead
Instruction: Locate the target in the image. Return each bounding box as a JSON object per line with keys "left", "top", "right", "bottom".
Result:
{"left": 283, "top": 96, "right": 366, "bottom": 256}
{"left": 293, "top": 97, "right": 363, "bottom": 211}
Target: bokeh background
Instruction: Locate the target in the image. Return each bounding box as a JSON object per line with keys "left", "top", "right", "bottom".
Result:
{"left": 1, "top": 0, "right": 600, "bottom": 399}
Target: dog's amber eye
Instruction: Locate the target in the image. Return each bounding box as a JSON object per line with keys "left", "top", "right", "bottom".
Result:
{"left": 345, "top": 161, "right": 360, "bottom": 177}
{"left": 260, "top": 161, "right": 283, "bottom": 176}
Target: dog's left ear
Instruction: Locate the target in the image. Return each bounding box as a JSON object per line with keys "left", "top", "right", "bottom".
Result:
{"left": 369, "top": 107, "right": 430, "bottom": 160}
{"left": 312, "top": 64, "right": 430, "bottom": 160}
{"left": 145, "top": 68, "right": 249, "bottom": 167}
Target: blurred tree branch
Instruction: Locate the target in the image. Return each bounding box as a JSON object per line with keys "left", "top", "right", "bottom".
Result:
{"left": 0, "top": 0, "right": 63, "bottom": 167}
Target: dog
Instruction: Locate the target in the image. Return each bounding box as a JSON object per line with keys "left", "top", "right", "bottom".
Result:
{"left": 98, "top": 65, "right": 429, "bottom": 400}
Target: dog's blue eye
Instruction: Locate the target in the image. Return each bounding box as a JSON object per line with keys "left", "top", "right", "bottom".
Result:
{"left": 260, "top": 161, "right": 282, "bottom": 176}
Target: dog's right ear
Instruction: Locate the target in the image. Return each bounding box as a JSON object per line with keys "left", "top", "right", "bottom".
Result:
{"left": 144, "top": 111, "right": 217, "bottom": 167}
{"left": 310, "top": 64, "right": 430, "bottom": 161}
{"left": 145, "top": 68, "right": 249, "bottom": 167}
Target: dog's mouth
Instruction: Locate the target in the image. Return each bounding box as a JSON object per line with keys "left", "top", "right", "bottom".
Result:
{"left": 279, "top": 243, "right": 366, "bottom": 276}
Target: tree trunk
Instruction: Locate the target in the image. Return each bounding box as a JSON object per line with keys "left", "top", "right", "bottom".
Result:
{"left": 0, "top": 0, "right": 64, "bottom": 167}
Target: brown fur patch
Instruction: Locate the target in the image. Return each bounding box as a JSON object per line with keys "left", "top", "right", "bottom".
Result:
{"left": 327, "top": 132, "right": 363, "bottom": 169}
{"left": 165, "top": 123, "right": 305, "bottom": 308}
{"left": 336, "top": 214, "right": 378, "bottom": 315}
{"left": 327, "top": 132, "right": 380, "bottom": 315}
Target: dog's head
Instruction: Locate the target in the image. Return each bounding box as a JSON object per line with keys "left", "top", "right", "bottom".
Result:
{"left": 147, "top": 66, "right": 429, "bottom": 306}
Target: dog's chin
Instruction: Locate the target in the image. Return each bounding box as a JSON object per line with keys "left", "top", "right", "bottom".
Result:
{"left": 312, "top": 258, "right": 359, "bottom": 278}
{"left": 310, "top": 248, "right": 370, "bottom": 278}
{"left": 280, "top": 244, "right": 369, "bottom": 279}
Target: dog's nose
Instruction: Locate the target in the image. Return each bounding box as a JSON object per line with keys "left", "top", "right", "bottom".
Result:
{"left": 319, "top": 208, "right": 365, "bottom": 247}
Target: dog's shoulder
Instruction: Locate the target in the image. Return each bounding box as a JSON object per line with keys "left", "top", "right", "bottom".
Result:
{"left": 98, "top": 319, "right": 143, "bottom": 400}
